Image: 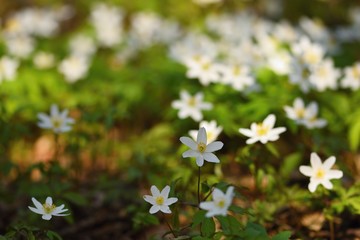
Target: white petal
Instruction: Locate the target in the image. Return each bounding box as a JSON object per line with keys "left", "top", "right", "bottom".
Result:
{"left": 50, "top": 104, "right": 59, "bottom": 116}
{"left": 246, "top": 137, "right": 259, "bottom": 144}
{"left": 212, "top": 188, "right": 225, "bottom": 200}
{"left": 143, "top": 195, "right": 155, "bottom": 205}
{"left": 299, "top": 166, "right": 313, "bottom": 177}
{"left": 225, "top": 186, "right": 234, "bottom": 200}
{"left": 199, "top": 201, "right": 215, "bottom": 211}
{"left": 263, "top": 114, "right": 276, "bottom": 128}
{"left": 239, "top": 128, "right": 254, "bottom": 137}
{"left": 161, "top": 186, "right": 170, "bottom": 199}
{"left": 327, "top": 169, "right": 343, "bottom": 179}
{"left": 321, "top": 179, "right": 333, "bottom": 189}
{"left": 32, "top": 197, "right": 43, "bottom": 210}
{"left": 205, "top": 141, "right": 223, "bottom": 152}
{"left": 149, "top": 205, "right": 160, "bottom": 214}
{"left": 270, "top": 127, "right": 286, "bottom": 135}
{"left": 308, "top": 181, "right": 319, "bottom": 192}
{"left": 28, "top": 206, "right": 44, "bottom": 215}
{"left": 180, "top": 137, "right": 197, "bottom": 149}
{"left": 197, "top": 127, "right": 207, "bottom": 144}
{"left": 160, "top": 205, "right": 171, "bottom": 214}
{"left": 294, "top": 98, "right": 304, "bottom": 109}
{"left": 203, "top": 153, "right": 220, "bottom": 163}
{"left": 310, "top": 153, "right": 322, "bottom": 168}
{"left": 165, "top": 197, "right": 178, "bottom": 206}
{"left": 42, "top": 214, "right": 52, "bottom": 220}
{"left": 150, "top": 185, "right": 160, "bottom": 197}
{"left": 323, "top": 156, "right": 336, "bottom": 170}
{"left": 196, "top": 155, "right": 204, "bottom": 167}
{"left": 182, "top": 149, "right": 199, "bottom": 158}
{"left": 45, "top": 197, "right": 53, "bottom": 206}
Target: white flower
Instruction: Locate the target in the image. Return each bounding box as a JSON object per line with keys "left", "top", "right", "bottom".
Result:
{"left": 185, "top": 55, "right": 221, "bottom": 86}
{"left": 193, "top": 0, "right": 223, "bottom": 6}
{"left": 189, "top": 120, "right": 223, "bottom": 143}
{"left": 341, "top": 62, "right": 360, "bottom": 90}
{"left": 284, "top": 98, "right": 327, "bottom": 129}
{"left": 37, "top": 104, "right": 75, "bottom": 133}
{"left": 143, "top": 185, "right": 178, "bottom": 214}
{"left": 28, "top": 197, "right": 69, "bottom": 220}
{"left": 171, "top": 90, "right": 212, "bottom": 122}
{"left": 69, "top": 34, "right": 96, "bottom": 57}
{"left": 199, "top": 186, "right": 234, "bottom": 217}
{"left": 0, "top": 56, "right": 19, "bottom": 83}
{"left": 291, "top": 36, "right": 324, "bottom": 66}
{"left": 299, "top": 153, "right": 343, "bottom": 192}
{"left": 58, "top": 55, "right": 90, "bottom": 83}
{"left": 33, "top": 51, "right": 55, "bottom": 69}
{"left": 308, "top": 59, "right": 340, "bottom": 91}
{"left": 5, "top": 34, "right": 35, "bottom": 59}
{"left": 239, "top": 114, "right": 286, "bottom": 144}
{"left": 180, "top": 127, "right": 223, "bottom": 167}
{"left": 219, "top": 64, "right": 255, "bottom": 91}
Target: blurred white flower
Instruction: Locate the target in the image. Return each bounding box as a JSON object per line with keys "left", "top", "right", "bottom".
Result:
{"left": 58, "top": 55, "right": 90, "bottom": 83}
{"left": 28, "top": 197, "right": 69, "bottom": 220}
{"left": 185, "top": 55, "right": 221, "bottom": 86}
{"left": 193, "top": 0, "right": 223, "bottom": 6}
{"left": 143, "top": 185, "right": 178, "bottom": 214}
{"left": 90, "top": 3, "right": 123, "bottom": 47}
{"left": 130, "top": 12, "right": 162, "bottom": 47}
{"left": 171, "top": 90, "right": 212, "bottom": 122}
{"left": 291, "top": 37, "right": 324, "bottom": 66}
{"left": 37, "top": 104, "right": 75, "bottom": 134}
{"left": 239, "top": 114, "right": 286, "bottom": 144}
{"left": 5, "top": 34, "right": 35, "bottom": 59}
{"left": 288, "top": 57, "right": 313, "bottom": 93}
{"left": 273, "top": 21, "right": 299, "bottom": 44}
{"left": 180, "top": 127, "right": 224, "bottom": 167}
{"left": 199, "top": 186, "right": 234, "bottom": 217}
{"left": 299, "top": 153, "right": 343, "bottom": 193}
{"left": 189, "top": 120, "right": 223, "bottom": 143}
{"left": 308, "top": 59, "right": 340, "bottom": 91}
{"left": 33, "top": 51, "right": 55, "bottom": 69}
{"left": 341, "top": 62, "right": 360, "bottom": 90}
{"left": 299, "top": 17, "right": 331, "bottom": 46}
{"left": 0, "top": 56, "right": 19, "bottom": 83}
{"left": 284, "top": 98, "right": 327, "bottom": 129}
{"left": 69, "top": 35, "right": 97, "bottom": 57}
{"left": 219, "top": 64, "right": 255, "bottom": 91}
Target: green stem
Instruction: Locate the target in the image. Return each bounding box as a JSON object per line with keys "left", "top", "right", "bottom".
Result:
{"left": 162, "top": 213, "right": 177, "bottom": 238}
{"left": 197, "top": 167, "right": 201, "bottom": 204}
{"left": 329, "top": 218, "right": 335, "bottom": 240}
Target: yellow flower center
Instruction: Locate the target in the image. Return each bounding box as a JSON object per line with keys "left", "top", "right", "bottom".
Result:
{"left": 43, "top": 204, "right": 56, "bottom": 214}
{"left": 315, "top": 168, "right": 325, "bottom": 179}
{"left": 187, "top": 97, "right": 197, "bottom": 107}
{"left": 51, "top": 117, "right": 63, "bottom": 129}
{"left": 217, "top": 199, "right": 225, "bottom": 208}
{"left": 352, "top": 67, "right": 360, "bottom": 79}
{"left": 202, "top": 62, "right": 211, "bottom": 71}
{"left": 197, "top": 142, "right": 206, "bottom": 153}
{"left": 155, "top": 196, "right": 164, "bottom": 205}
{"left": 296, "top": 108, "right": 305, "bottom": 118}
{"left": 256, "top": 123, "right": 269, "bottom": 136}
{"left": 233, "top": 66, "right": 241, "bottom": 76}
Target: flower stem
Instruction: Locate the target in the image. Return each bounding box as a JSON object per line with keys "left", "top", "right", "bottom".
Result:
{"left": 329, "top": 218, "right": 335, "bottom": 240}
{"left": 162, "top": 212, "right": 177, "bottom": 238}
{"left": 197, "top": 167, "right": 201, "bottom": 204}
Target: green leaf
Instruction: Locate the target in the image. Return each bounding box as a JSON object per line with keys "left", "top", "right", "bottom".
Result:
{"left": 47, "top": 230, "right": 63, "bottom": 240}
{"left": 229, "top": 205, "right": 246, "bottom": 215}
{"left": 242, "top": 222, "right": 270, "bottom": 240}
{"left": 280, "top": 153, "right": 301, "bottom": 178}
{"left": 265, "top": 143, "right": 279, "bottom": 158}
{"left": 201, "top": 217, "right": 216, "bottom": 237}
{"left": 192, "top": 210, "right": 206, "bottom": 227}
{"left": 349, "top": 119, "right": 360, "bottom": 151}
{"left": 216, "top": 215, "right": 242, "bottom": 236}
{"left": 272, "top": 231, "right": 292, "bottom": 240}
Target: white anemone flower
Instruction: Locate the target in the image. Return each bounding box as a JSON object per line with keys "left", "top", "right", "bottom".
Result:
{"left": 37, "top": 104, "right": 75, "bottom": 134}
{"left": 171, "top": 90, "right": 212, "bottom": 122}
{"left": 33, "top": 51, "right": 55, "bottom": 69}
{"left": 185, "top": 55, "right": 221, "bottom": 86}
{"left": 58, "top": 55, "right": 89, "bottom": 83}
{"left": 0, "top": 56, "right": 19, "bottom": 83}
{"left": 284, "top": 98, "right": 327, "bottom": 129}
{"left": 239, "top": 114, "right": 286, "bottom": 144}
{"left": 143, "top": 185, "right": 178, "bottom": 214}
{"left": 189, "top": 120, "right": 223, "bottom": 143}
{"left": 28, "top": 197, "right": 69, "bottom": 220}
{"left": 180, "top": 127, "right": 223, "bottom": 167}
{"left": 299, "top": 153, "right": 343, "bottom": 193}
{"left": 341, "top": 62, "right": 360, "bottom": 90}
{"left": 199, "top": 186, "right": 234, "bottom": 217}
{"left": 308, "top": 59, "right": 340, "bottom": 91}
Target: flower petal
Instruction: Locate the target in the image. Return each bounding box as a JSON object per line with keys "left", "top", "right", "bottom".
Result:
{"left": 310, "top": 153, "right": 322, "bottom": 168}
{"left": 196, "top": 155, "right": 204, "bottom": 167}
{"left": 180, "top": 137, "right": 197, "bottom": 149}
{"left": 205, "top": 141, "right": 223, "bottom": 152}
{"left": 45, "top": 197, "right": 53, "bottom": 206}
{"left": 203, "top": 152, "right": 220, "bottom": 163}
{"left": 212, "top": 188, "right": 225, "bottom": 200}
{"left": 150, "top": 185, "right": 160, "bottom": 197}
{"left": 197, "top": 127, "right": 207, "bottom": 144}
{"left": 165, "top": 197, "right": 178, "bottom": 206}
{"left": 160, "top": 205, "right": 171, "bottom": 214}
{"left": 299, "top": 166, "right": 313, "bottom": 177}
{"left": 263, "top": 114, "right": 276, "bottom": 128}
{"left": 308, "top": 181, "right": 319, "bottom": 192}
{"left": 321, "top": 179, "right": 333, "bottom": 189}
{"left": 182, "top": 149, "right": 199, "bottom": 158}
{"left": 161, "top": 186, "right": 170, "bottom": 199}
{"left": 239, "top": 128, "right": 254, "bottom": 137}
{"left": 143, "top": 195, "right": 155, "bottom": 205}
{"left": 149, "top": 205, "right": 160, "bottom": 214}
{"left": 323, "top": 156, "right": 336, "bottom": 170}
{"left": 199, "top": 201, "right": 215, "bottom": 211}
{"left": 28, "top": 206, "right": 44, "bottom": 215}
{"left": 42, "top": 214, "right": 52, "bottom": 220}
{"left": 327, "top": 169, "right": 343, "bottom": 179}
{"left": 31, "top": 197, "right": 43, "bottom": 210}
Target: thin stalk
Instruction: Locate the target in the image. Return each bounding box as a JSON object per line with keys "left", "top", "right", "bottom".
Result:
{"left": 329, "top": 218, "right": 335, "bottom": 240}
{"left": 197, "top": 167, "right": 201, "bottom": 204}
{"left": 162, "top": 213, "right": 176, "bottom": 238}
